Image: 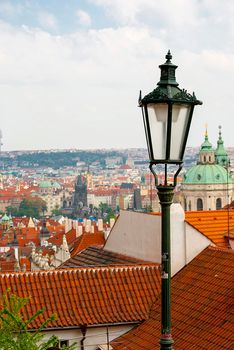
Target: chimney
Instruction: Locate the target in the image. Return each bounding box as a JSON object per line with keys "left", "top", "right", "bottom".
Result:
{"left": 64, "top": 217, "right": 69, "bottom": 234}
{"left": 110, "top": 218, "right": 115, "bottom": 228}
{"left": 98, "top": 219, "right": 103, "bottom": 231}
{"left": 87, "top": 219, "right": 91, "bottom": 231}
{"left": 77, "top": 225, "right": 83, "bottom": 237}
{"left": 85, "top": 224, "right": 90, "bottom": 233}
{"left": 68, "top": 219, "right": 73, "bottom": 231}
{"left": 21, "top": 263, "right": 26, "bottom": 272}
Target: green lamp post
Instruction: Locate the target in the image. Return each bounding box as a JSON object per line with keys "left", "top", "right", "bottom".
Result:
{"left": 139, "top": 51, "right": 202, "bottom": 349}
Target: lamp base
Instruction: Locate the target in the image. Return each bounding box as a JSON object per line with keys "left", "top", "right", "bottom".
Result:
{"left": 160, "top": 335, "right": 174, "bottom": 350}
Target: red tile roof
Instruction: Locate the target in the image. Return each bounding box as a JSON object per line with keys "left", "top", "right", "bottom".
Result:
{"left": 60, "top": 246, "right": 154, "bottom": 268}
{"left": 185, "top": 210, "right": 234, "bottom": 248}
{"left": 70, "top": 232, "right": 105, "bottom": 257}
{"left": 48, "top": 228, "right": 75, "bottom": 246}
{"left": 111, "top": 246, "right": 234, "bottom": 350}
{"left": 0, "top": 264, "right": 160, "bottom": 329}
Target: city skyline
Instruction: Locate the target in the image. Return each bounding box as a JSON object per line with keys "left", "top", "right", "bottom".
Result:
{"left": 0, "top": 0, "right": 234, "bottom": 150}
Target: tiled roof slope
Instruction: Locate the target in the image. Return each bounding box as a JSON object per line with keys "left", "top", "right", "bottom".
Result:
{"left": 0, "top": 264, "right": 160, "bottom": 329}
{"left": 70, "top": 232, "right": 105, "bottom": 257}
{"left": 48, "top": 228, "right": 76, "bottom": 246}
{"left": 185, "top": 210, "right": 234, "bottom": 248}
{"left": 60, "top": 246, "right": 154, "bottom": 268}
{"left": 111, "top": 247, "right": 234, "bottom": 350}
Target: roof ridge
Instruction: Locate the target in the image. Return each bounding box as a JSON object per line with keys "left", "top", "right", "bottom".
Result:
{"left": 207, "top": 245, "right": 234, "bottom": 253}
{"left": 0, "top": 263, "right": 159, "bottom": 278}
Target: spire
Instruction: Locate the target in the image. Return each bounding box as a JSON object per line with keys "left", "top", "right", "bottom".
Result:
{"left": 62, "top": 234, "right": 69, "bottom": 252}
{"left": 205, "top": 123, "right": 208, "bottom": 140}
{"left": 215, "top": 125, "right": 229, "bottom": 167}
{"left": 198, "top": 126, "right": 215, "bottom": 164}
{"left": 200, "top": 125, "right": 213, "bottom": 151}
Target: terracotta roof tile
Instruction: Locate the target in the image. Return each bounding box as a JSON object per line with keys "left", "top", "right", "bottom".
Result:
{"left": 111, "top": 247, "right": 234, "bottom": 350}
{"left": 48, "top": 228, "right": 75, "bottom": 246}
{"left": 70, "top": 232, "right": 105, "bottom": 257}
{"left": 60, "top": 246, "right": 153, "bottom": 268}
{"left": 0, "top": 264, "right": 160, "bottom": 329}
{"left": 185, "top": 210, "right": 234, "bottom": 248}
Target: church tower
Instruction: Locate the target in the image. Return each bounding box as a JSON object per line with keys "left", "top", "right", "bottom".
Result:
{"left": 72, "top": 174, "right": 87, "bottom": 217}
{"left": 215, "top": 126, "right": 230, "bottom": 167}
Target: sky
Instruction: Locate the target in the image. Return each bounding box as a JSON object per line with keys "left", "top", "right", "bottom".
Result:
{"left": 0, "top": 0, "right": 234, "bottom": 151}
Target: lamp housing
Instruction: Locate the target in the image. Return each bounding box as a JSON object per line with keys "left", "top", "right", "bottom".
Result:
{"left": 139, "top": 51, "right": 202, "bottom": 165}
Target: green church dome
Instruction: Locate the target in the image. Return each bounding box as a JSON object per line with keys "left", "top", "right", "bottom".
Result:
{"left": 183, "top": 164, "right": 232, "bottom": 184}
{"left": 39, "top": 180, "right": 53, "bottom": 188}
{"left": 1, "top": 213, "right": 10, "bottom": 222}
{"left": 51, "top": 181, "right": 61, "bottom": 189}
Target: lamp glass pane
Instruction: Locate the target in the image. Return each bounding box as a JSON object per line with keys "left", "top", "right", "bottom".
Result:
{"left": 170, "top": 104, "right": 191, "bottom": 160}
{"left": 147, "top": 103, "right": 168, "bottom": 160}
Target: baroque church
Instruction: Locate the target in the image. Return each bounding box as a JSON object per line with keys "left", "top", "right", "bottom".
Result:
{"left": 180, "top": 127, "right": 233, "bottom": 211}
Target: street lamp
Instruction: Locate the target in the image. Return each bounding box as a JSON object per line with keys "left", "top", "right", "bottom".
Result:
{"left": 139, "top": 51, "right": 202, "bottom": 349}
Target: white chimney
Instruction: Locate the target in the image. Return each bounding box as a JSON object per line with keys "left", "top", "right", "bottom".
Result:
{"left": 110, "top": 218, "right": 115, "bottom": 228}
{"left": 68, "top": 219, "right": 73, "bottom": 231}
{"left": 87, "top": 219, "right": 91, "bottom": 231}
{"left": 77, "top": 225, "right": 83, "bottom": 237}
{"left": 98, "top": 219, "right": 103, "bottom": 231}
{"left": 85, "top": 224, "right": 90, "bottom": 233}
{"left": 64, "top": 217, "right": 69, "bottom": 234}
{"left": 21, "top": 264, "right": 26, "bottom": 272}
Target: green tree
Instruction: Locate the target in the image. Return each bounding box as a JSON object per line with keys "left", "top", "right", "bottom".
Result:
{"left": 98, "top": 203, "right": 116, "bottom": 223}
{"left": 51, "top": 205, "right": 62, "bottom": 217}
{"left": 6, "top": 206, "right": 19, "bottom": 216}
{"left": 0, "top": 290, "right": 76, "bottom": 350}
{"left": 18, "top": 198, "right": 47, "bottom": 218}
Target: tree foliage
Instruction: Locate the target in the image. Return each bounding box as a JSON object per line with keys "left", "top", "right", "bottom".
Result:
{"left": 6, "top": 198, "right": 47, "bottom": 219}
{"left": 0, "top": 150, "right": 122, "bottom": 169}
{"left": 0, "top": 290, "right": 76, "bottom": 350}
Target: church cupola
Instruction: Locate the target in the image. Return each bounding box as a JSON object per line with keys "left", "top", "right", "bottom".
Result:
{"left": 215, "top": 125, "right": 229, "bottom": 167}
{"left": 198, "top": 127, "right": 215, "bottom": 164}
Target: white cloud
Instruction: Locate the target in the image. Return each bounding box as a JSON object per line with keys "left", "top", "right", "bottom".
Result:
{"left": 37, "top": 12, "right": 58, "bottom": 31}
{"left": 0, "top": 1, "right": 234, "bottom": 150}
{"left": 76, "top": 9, "right": 92, "bottom": 27}
{"left": 0, "top": 1, "right": 22, "bottom": 16}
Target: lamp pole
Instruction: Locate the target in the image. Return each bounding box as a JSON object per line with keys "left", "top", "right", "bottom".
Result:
{"left": 157, "top": 184, "right": 174, "bottom": 349}
{"left": 139, "top": 51, "right": 202, "bottom": 349}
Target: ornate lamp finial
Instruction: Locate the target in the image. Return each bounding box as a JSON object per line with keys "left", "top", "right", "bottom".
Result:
{"left": 158, "top": 50, "right": 178, "bottom": 86}
{"left": 165, "top": 50, "right": 172, "bottom": 63}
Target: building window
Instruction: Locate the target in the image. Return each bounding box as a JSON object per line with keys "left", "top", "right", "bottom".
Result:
{"left": 55, "top": 340, "right": 69, "bottom": 348}
{"left": 216, "top": 198, "right": 222, "bottom": 210}
{"left": 60, "top": 340, "right": 69, "bottom": 347}
{"left": 197, "top": 198, "right": 203, "bottom": 211}
{"left": 184, "top": 198, "right": 187, "bottom": 211}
